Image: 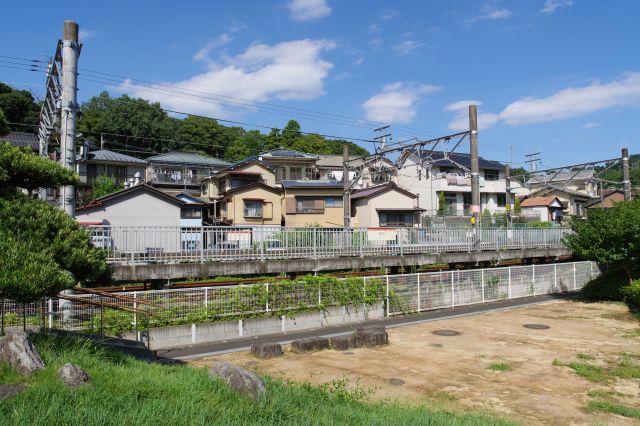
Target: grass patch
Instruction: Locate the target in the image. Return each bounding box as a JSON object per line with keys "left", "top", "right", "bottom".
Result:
{"left": 576, "top": 353, "right": 594, "bottom": 361}
{"left": 586, "top": 389, "right": 622, "bottom": 399}
{"left": 587, "top": 400, "right": 640, "bottom": 420}
{"left": 622, "top": 328, "right": 640, "bottom": 338}
{"left": 487, "top": 363, "right": 512, "bottom": 372}
{"left": 553, "top": 353, "right": 640, "bottom": 383}
{"left": 0, "top": 335, "right": 516, "bottom": 426}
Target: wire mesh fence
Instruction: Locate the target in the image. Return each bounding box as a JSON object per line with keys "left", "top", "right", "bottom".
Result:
{"left": 0, "top": 261, "right": 598, "bottom": 337}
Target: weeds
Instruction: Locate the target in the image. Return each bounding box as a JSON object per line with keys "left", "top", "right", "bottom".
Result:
{"left": 576, "top": 353, "right": 594, "bottom": 361}
{"left": 488, "top": 363, "right": 511, "bottom": 372}
{"left": 587, "top": 400, "right": 640, "bottom": 420}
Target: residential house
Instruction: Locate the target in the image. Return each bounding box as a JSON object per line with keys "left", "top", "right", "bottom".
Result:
{"left": 520, "top": 196, "right": 564, "bottom": 222}
{"left": 146, "top": 151, "right": 229, "bottom": 195}
{"left": 316, "top": 154, "right": 358, "bottom": 182}
{"left": 397, "top": 150, "right": 512, "bottom": 217}
{"left": 350, "top": 182, "right": 422, "bottom": 228}
{"left": 200, "top": 158, "right": 282, "bottom": 226}
{"left": 76, "top": 146, "right": 147, "bottom": 200}
{"left": 281, "top": 180, "right": 344, "bottom": 227}
{"left": 257, "top": 149, "right": 318, "bottom": 184}
{"left": 76, "top": 183, "right": 205, "bottom": 252}
{"left": 584, "top": 189, "right": 625, "bottom": 210}
{"left": 1, "top": 131, "right": 39, "bottom": 153}
{"left": 526, "top": 171, "right": 598, "bottom": 217}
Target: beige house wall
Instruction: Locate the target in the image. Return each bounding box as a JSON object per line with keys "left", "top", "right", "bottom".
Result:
{"left": 352, "top": 190, "right": 417, "bottom": 228}
{"left": 224, "top": 186, "right": 282, "bottom": 226}
{"left": 282, "top": 188, "right": 344, "bottom": 227}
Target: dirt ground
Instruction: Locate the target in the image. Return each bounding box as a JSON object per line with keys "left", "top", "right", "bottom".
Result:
{"left": 190, "top": 300, "right": 640, "bottom": 425}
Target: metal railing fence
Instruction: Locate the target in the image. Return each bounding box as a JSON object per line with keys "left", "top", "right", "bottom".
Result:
{"left": 0, "top": 261, "right": 598, "bottom": 336}
{"left": 87, "top": 225, "right": 572, "bottom": 264}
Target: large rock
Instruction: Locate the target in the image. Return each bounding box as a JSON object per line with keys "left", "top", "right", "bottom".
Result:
{"left": 250, "top": 342, "right": 283, "bottom": 358}
{"left": 355, "top": 326, "right": 389, "bottom": 347}
{"left": 0, "top": 331, "right": 45, "bottom": 376}
{"left": 329, "top": 335, "right": 353, "bottom": 351}
{"left": 57, "top": 363, "right": 91, "bottom": 388}
{"left": 209, "top": 361, "right": 266, "bottom": 400}
{"left": 291, "top": 337, "right": 329, "bottom": 353}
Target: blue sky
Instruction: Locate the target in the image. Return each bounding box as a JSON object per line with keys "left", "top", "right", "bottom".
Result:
{"left": 1, "top": 0, "right": 639, "bottom": 168}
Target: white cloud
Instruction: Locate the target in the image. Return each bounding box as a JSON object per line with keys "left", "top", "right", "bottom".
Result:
{"left": 369, "top": 23, "right": 380, "bottom": 33}
{"left": 288, "top": 0, "right": 331, "bottom": 21}
{"left": 362, "top": 82, "right": 439, "bottom": 124}
{"left": 583, "top": 122, "right": 600, "bottom": 129}
{"left": 120, "top": 39, "right": 336, "bottom": 117}
{"left": 466, "top": 7, "right": 512, "bottom": 24}
{"left": 353, "top": 56, "right": 364, "bottom": 65}
{"left": 393, "top": 40, "right": 424, "bottom": 56}
{"left": 499, "top": 73, "right": 640, "bottom": 125}
{"left": 445, "top": 100, "right": 500, "bottom": 131}
{"left": 380, "top": 9, "right": 398, "bottom": 21}
{"left": 541, "top": 0, "right": 573, "bottom": 13}
{"left": 193, "top": 34, "right": 232, "bottom": 64}
{"left": 78, "top": 29, "right": 96, "bottom": 40}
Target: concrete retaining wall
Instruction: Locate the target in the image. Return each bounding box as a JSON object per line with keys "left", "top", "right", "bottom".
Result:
{"left": 138, "top": 302, "right": 384, "bottom": 350}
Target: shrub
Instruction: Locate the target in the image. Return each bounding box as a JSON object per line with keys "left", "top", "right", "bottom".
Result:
{"left": 622, "top": 279, "right": 640, "bottom": 307}
{"left": 581, "top": 269, "right": 630, "bottom": 301}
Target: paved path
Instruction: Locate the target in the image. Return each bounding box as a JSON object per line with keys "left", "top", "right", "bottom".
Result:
{"left": 156, "top": 292, "right": 578, "bottom": 361}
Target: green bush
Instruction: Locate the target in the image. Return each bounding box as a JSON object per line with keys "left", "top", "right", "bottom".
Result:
{"left": 623, "top": 279, "right": 640, "bottom": 307}
{"left": 581, "top": 269, "right": 630, "bottom": 301}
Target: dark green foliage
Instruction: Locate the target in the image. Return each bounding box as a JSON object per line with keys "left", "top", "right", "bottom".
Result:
{"left": 623, "top": 279, "right": 640, "bottom": 306}
{"left": 0, "top": 142, "right": 77, "bottom": 193}
{"left": 514, "top": 197, "right": 521, "bottom": 214}
{"left": 564, "top": 199, "right": 640, "bottom": 282}
{"left": 0, "top": 108, "right": 10, "bottom": 136}
{"left": 91, "top": 175, "right": 122, "bottom": 199}
{"left": 438, "top": 191, "right": 445, "bottom": 215}
{"left": 0, "top": 230, "right": 74, "bottom": 302}
{"left": 0, "top": 83, "right": 40, "bottom": 131}
{"left": 597, "top": 154, "right": 640, "bottom": 186}
{"left": 77, "top": 91, "right": 369, "bottom": 161}
{"left": 0, "top": 335, "right": 515, "bottom": 425}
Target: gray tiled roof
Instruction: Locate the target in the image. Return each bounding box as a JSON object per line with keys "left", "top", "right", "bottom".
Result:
{"left": 1, "top": 132, "right": 38, "bottom": 151}
{"left": 259, "top": 149, "right": 318, "bottom": 159}
{"left": 146, "top": 151, "right": 230, "bottom": 167}
{"left": 84, "top": 149, "right": 147, "bottom": 164}
{"left": 528, "top": 170, "right": 595, "bottom": 184}
{"left": 281, "top": 180, "right": 343, "bottom": 189}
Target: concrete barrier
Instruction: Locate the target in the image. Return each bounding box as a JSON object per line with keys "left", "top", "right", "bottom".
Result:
{"left": 144, "top": 302, "right": 384, "bottom": 350}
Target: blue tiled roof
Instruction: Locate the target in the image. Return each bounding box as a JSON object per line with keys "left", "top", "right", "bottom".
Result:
{"left": 1, "top": 132, "right": 38, "bottom": 151}
{"left": 414, "top": 150, "right": 504, "bottom": 170}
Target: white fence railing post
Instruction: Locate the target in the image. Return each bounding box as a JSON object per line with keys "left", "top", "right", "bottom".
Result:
{"left": 532, "top": 264, "right": 536, "bottom": 296}
{"left": 451, "top": 272, "right": 455, "bottom": 308}
{"left": 265, "top": 283, "right": 269, "bottom": 313}
{"left": 417, "top": 274, "right": 421, "bottom": 312}
{"left": 554, "top": 264, "right": 558, "bottom": 291}
{"left": 385, "top": 276, "right": 390, "bottom": 317}
{"left": 508, "top": 267, "right": 512, "bottom": 299}
{"left": 481, "top": 269, "right": 485, "bottom": 303}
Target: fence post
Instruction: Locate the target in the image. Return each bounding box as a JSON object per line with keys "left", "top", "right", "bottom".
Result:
{"left": 48, "top": 298, "right": 53, "bottom": 330}
{"left": 554, "top": 264, "right": 558, "bottom": 291}
{"left": 451, "top": 272, "right": 455, "bottom": 308}
{"left": 417, "top": 274, "right": 421, "bottom": 312}
{"left": 133, "top": 292, "right": 138, "bottom": 340}
{"left": 508, "top": 267, "right": 512, "bottom": 299}
{"left": 532, "top": 264, "right": 536, "bottom": 296}
{"left": 200, "top": 228, "right": 205, "bottom": 263}
{"left": 265, "top": 283, "right": 269, "bottom": 313}
{"left": 260, "top": 227, "right": 265, "bottom": 261}
{"left": 573, "top": 262, "right": 577, "bottom": 290}
{"left": 481, "top": 269, "right": 485, "bottom": 303}
{"left": 386, "top": 276, "right": 390, "bottom": 317}
{"left": 313, "top": 228, "right": 317, "bottom": 260}
{"left": 204, "top": 288, "right": 208, "bottom": 308}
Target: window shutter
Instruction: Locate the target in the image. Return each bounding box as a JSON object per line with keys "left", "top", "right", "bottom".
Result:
{"left": 286, "top": 197, "right": 297, "bottom": 214}
{"left": 314, "top": 198, "right": 325, "bottom": 209}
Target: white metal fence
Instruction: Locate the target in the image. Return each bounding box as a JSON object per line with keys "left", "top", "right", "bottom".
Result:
{"left": 88, "top": 225, "right": 571, "bottom": 264}
{"left": 0, "top": 261, "right": 598, "bottom": 335}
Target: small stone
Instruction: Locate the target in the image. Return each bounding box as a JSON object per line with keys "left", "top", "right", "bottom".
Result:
{"left": 291, "top": 337, "right": 329, "bottom": 353}
{"left": 209, "top": 361, "right": 266, "bottom": 400}
{"left": 57, "top": 363, "right": 91, "bottom": 388}
{"left": 250, "top": 342, "right": 283, "bottom": 358}
{"left": 0, "top": 331, "right": 45, "bottom": 376}
{"left": 0, "top": 384, "right": 25, "bottom": 400}
{"left": 329, "top": 335, "right": 353, "bottom": 351}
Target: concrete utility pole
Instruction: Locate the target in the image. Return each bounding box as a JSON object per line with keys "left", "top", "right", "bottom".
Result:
{"left": 469, "top": 105, "right": 481, "bottom": 251}
{"left": 343, "top": 144, "right": 350, "bottom": 228}
{"left": 59, "top": 20, "right": 80, "bottom": 217}
{"left": 622, "top": 147, "right": 631, "bottom": 200}
{"left": 505, "top": 164, "right": 512, "bottom": 228}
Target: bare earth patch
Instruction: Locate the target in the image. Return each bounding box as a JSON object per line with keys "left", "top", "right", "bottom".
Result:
{"left": 190, "top": 300, "right": 640, "bottom": 425}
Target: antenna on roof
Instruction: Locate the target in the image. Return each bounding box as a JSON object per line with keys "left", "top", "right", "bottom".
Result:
{"left": 373, "top": 125, "right": 391, "bottom": 154}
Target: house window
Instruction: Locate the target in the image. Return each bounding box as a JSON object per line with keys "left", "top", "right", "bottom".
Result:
{"left": 379, "top": 212, "right": 415, "bottom": 227}
{"left": 325, "top": 196, "right": 343, "bottom": 208}
{"left": 305, "top": 167, "right": 315, "bottom": 180}
{"left": 372, "top": 170, "right": 390, "bottom": 183}
{"left": 276, "top": 167, "right": 286, "bottom": 183}
{"left": 180, "top": 208, "right": 202, "bottom": 219}
{"left": 296, "top": 197, "right": 324, "bottom": 213}
{"left": 243, "top": 200, "right": 263, "bottom": 218}
{"left": 496, "top": 193, "right": 506, "bottom": 207}
{"left": 463, "top": 192, "right": 472, "bottom": 214}
{"left": 484, "top": 169, "right": 499, "bottom": 181}
{"left": 289, "top": 167, "right": 303, "bottom": 180}
{"left": 439, "top": 166, "right": 455, "bottom": 175}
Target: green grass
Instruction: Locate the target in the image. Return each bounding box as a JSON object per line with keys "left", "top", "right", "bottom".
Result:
{"left": 576, "top": 353, "right": 594, "bottom": 361}
{"left": 586, "top": 389, "right": 622, "bottom": 399}
{"left": 0, "top": 335, "right": 516, "bottom": 426}
{"left": 552, "top": 353, "right": 640, "bottom": 384}
{"left": 487, "top": 363, "right": 512, "bottom": 372}
{"left": 587, "top": 400, "right": 640, "bottom": 420}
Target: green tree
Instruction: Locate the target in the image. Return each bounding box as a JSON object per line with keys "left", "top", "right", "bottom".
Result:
{"left": 282, "top": 119, "right": 302, "bottom": 145}
{"left": 0, "top": 143, "right": 108, "bottom": 302}
{"left": 438, "top": 191, "right": 445, "bottom": 215}
{"left": 514, "top": 197, "right": 522, "bottom": 214}
{"left": 91, "top": 175, "right": 122, "bottom": 199}
{"left": 0, "top": 108, "right": 10, "bottom": 136}
{"left": 0, "top": 82, "right": 40, "bottom": 131}
{"left": 175, "top": 115, "right": 228, "bottom": 158}
{"left": 564, "top": 199, "right": 640, "bottom": 283}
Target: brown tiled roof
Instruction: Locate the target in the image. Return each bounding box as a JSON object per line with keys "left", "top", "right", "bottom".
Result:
{"left": 521, "top": 196, "right": 559, "bottom": 207}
